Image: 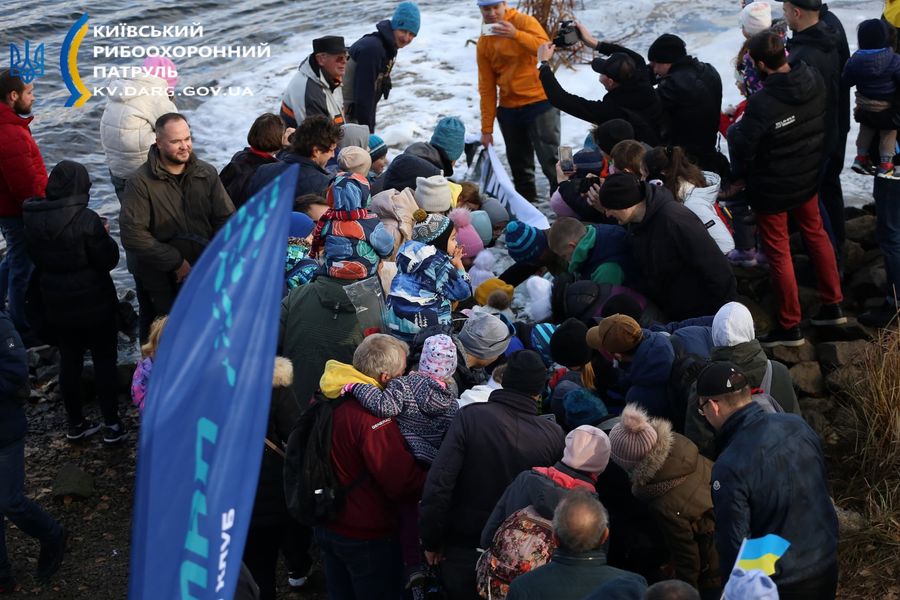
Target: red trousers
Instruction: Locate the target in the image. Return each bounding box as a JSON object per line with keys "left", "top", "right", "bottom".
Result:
{"left": 757, "top": 195, "right": 843, "bottom": 329}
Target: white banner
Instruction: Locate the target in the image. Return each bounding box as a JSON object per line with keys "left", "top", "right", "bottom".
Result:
{"left": 477, "top": 145, "right": 550, "bottom": 230}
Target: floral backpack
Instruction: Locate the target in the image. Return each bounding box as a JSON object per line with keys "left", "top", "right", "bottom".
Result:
{"left": 475, "top": 505, "right": 556, "bottom": 600}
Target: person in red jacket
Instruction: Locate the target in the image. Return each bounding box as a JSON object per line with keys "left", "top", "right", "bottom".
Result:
{"left": 315, "top": 334, "right": 427, "bottom": 600}
{"left": 0, "top": 70, "right": 47, "bottom": 340}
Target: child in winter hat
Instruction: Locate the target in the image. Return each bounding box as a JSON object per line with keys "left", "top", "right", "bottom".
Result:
{"left": 505, "top": 221, "right": 548, "bottom": 263}
{"left": 337, "top": 146, "right": 372, "bottom": 176}
{"left": 739, "top": 1, "right": 771, "bottom": 36}
{"left": 350, "top": 333, "right": 459, "bottom": 464}
{"left": 285, "top": 212, "right": 318, "bottom": 292}
{"left": 310, "top": 173, "right": 395, "bottom": 280}
{"left": 384, "top": 211, "right": 472, "bottom": 340}
{"left": 470, "top": 210, "right": 493, "bottom": 246}
{"left": 414, "top": 175, "right": 453, "bottom": 213}
{"left": 723, "top": 568, "right": 779, "bottom": 600}
{"left": 563, "top": 425, "right": 612, "bottom": 474}
{"left": 430, "top": 116, "right": 466, "bottom": 163}
{"left": 480, "top": 197, "right": 510, "bottom": 240}
{"left": 608, "top": 404, "right": 659, "bottom": 471}
{"left": 449, "top": 207, "right": 485, "bottom": 267}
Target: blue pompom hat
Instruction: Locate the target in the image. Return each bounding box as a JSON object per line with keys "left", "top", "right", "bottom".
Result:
{"left": 505, "top": 221, "right": 548, "bottom": 263}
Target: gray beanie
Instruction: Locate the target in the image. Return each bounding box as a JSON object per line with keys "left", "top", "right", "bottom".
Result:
{"left": 458, "top": 313, "right": 511, "bottom": 360}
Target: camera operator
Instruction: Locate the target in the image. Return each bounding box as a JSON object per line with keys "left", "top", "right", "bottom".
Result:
{"left": 537, "top": 35, "right": 662, "bottom": 146}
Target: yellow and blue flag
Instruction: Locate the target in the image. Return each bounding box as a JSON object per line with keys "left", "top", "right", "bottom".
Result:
{"left": 736, "top": 534, "right": 791, "bottom": 576}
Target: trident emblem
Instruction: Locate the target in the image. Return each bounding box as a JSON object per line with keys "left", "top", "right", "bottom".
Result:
{"left": 9, "top": 40, "right": 45, "bottom": 84}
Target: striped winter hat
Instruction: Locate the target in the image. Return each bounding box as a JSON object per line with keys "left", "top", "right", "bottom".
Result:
{"left": 368, "top": 134, "right": 388, "bottom": 160}
{"left": 530, "top": 323, "right": 557, "bottom": 367}
{"left": 608, "top": 404, "right": 658, "bottom": 471}
{"left": 505, "top": 221, "right": 547, "bottom": 263}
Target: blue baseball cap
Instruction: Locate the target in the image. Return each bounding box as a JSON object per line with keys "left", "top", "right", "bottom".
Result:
{"left": 476, "top": 0, "right": 504, "bottom": 5}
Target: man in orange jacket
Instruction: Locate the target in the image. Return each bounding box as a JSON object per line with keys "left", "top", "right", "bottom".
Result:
{"left": 477, "top": 0, "right": 560, "bottom": 203}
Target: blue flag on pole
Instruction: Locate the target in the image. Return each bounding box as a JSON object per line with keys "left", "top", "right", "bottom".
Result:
{"left": 128, "top": 165, "right": 297, "bottom": 600}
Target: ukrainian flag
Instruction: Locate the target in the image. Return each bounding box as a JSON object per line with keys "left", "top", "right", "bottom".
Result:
{"left": 736, "top": 534, "right": 791, "bottom": 576}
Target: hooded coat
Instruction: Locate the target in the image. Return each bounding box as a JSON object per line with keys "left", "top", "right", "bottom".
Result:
{"left": 368, "top": 187, "right": 418, "bottom": 258}
{"left": 280, "top": 55, "right": 345, "bottom": 128}
{"left": 419, "top": 387, "right": 565, "bottom": 551}
{"left": 656, "top": 56, "right": 723, "bottom": 170}
{"left": 842, "top": 47, "right": 900, "bottom": 101}
{"left": 384, "top": 241, "right": 472, "bottom": 341}
{"left": 22, "top": 161, "right": 119, "bottom": 327}
{"left": 539, "top": 64, "right": 662, "bottom": 146}
{"left": 219, "top": 148, "right": 277, "bottom": 209}
{"left": 404, "top": 142, "right": 454, "bottom": 177}
{"left": 786, "top": 20, "right": 843, "bottom": 152}
{"left": 676, "top": 171, "right": 734, "bottom": 254}
{"left": 712, "top": 403, "right": 839, "bottom": 586}
{"left": 728, "top": 63, "right": 826, "bottom": 214}
{"left": 278, "top": 276, "right": 364, "bottom": 409}
{"left": 0, "top": 311, "right": 29, "bottom": 448}
{"left": 99, "top": 72, "right": 178, "bottom": 179}
{"left": 626, "top": 412, "right": 719, "bottom": 591}
{"left": 0, "top": 103, "right": 47, "bottom": 217}
{"left": 249, "top": 357, "right": 302, "bottom": 528}
{"left": 627, "top": 184, "right": 736, "bottom": 320}
{"left": 344, "top": 20, "right": 398, "bottom": 132}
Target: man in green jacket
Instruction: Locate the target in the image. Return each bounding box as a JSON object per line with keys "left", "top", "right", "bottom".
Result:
{"left": 120, "top": 113, "right": 234, "bottom": 340}
{"left": 278, "top": 276, "right": 364, "bottom": 409}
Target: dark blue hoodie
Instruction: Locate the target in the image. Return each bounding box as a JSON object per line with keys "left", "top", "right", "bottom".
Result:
{"left": 842, "top": 47, "right": 900, "bottom": 101}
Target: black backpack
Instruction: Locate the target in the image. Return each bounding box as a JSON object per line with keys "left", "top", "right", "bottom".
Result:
{"left": 283, "top": 394, "right": 367, "bottom": 527}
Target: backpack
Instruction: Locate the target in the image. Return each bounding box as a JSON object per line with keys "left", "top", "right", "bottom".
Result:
{"left": 750, "top": 360, "right": 785, "bottom": 414}
{"left": 475, "top": 506, "right": 556, "bottom": 600}
{"left": 667, "top": 337, "right": 709, "bottom": 432}
{"left": 283, "top": 394, "right": 367, "bottom": 527}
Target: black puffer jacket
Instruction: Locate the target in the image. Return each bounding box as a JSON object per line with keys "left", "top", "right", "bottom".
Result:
{"left": 657, "top": 56, "right": 723, "bottom": 169}
{"left": 219, "top": 148, "right": 277, "bottom": 209}
{"left": 539, "top": 65, "right": 662, "bottom": 146}
{"left": 250, "top": 357, "right": 301, "bottom": 529}
{"left": 627, "top": 183, "right": 736, "bottom": 321}
{"left": 787, "top": 20, "right": 843, "bottom": 152}
{"left": 22, "top": 161, "right": 119, "bottom": 328}
{"left": 419, "top": 388, "right": 565, "bottom": 550}
{"left": 728, "top": 63, "right": 826, "bottom": 214}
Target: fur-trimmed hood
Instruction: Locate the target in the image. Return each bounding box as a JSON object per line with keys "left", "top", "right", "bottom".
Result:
{"left": 272, "top": 356, "right": 294, "bottom": 388}
{"left": 629, "top": 417, "right": 700, "bottom": 488}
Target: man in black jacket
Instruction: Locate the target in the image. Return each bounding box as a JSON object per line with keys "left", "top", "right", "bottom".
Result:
{"left": 647, "top": 34, "right": 727, "bottom": 176}
{"left": 728, "top": 32, "right": 844, "bottom": 347}
{"left": 780, "top": 0, "right": 849, "bottom": 253}
{"left": 597, "top": 172, "right": 736, "bottom": 321}
{"left": 0, "top": 311, "right": 66, "bottom": 592}
{"left": 419, "top": 350, "right": 564, "bottom": 600}
{"left": 344, "top": 2, "right": 420, "bottom": 132}
{"left": 697, "top": 362, "right": 838, "bottom": 600}
{"left": 536, "top": 40, "right": 662, "bottom": 146}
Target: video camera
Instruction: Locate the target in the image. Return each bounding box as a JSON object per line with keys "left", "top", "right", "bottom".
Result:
{"left": 553, "top": 21, "right": 580, "bottom": 48}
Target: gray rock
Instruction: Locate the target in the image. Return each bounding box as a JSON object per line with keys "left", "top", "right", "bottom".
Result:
{"left": 816, "top": 340, "right": 871, "bottom": 370}
{"left": 842, "top": 239, "right": 865, "bottom": 273}
{"left": 825, "top": 364, "right": 864, "bottom": 394}
{"left": 35, "top": 363, "right": 59, "bottom": 381}
{"left": 767, "top": 341, "right": 817, "bottom": 365}
{"left": 52, "top": 464, "right": 95, "bottom": 499}
{"left": 789, "top": 361, "right": 825, "bottom": 397}
{"left": 847, "top": 265, "right": 887, "bottom": 302}
{"left": 845, "top": 215, "right": 878, "bottom": 248}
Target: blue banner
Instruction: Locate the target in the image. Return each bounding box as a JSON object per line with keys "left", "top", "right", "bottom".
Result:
{"left": 128, "top": 165, "right": 298, "bottom": 600}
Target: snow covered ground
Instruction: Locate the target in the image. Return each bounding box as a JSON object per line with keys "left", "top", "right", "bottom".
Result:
{"left": 192, "top": 0, "right": 887, "bottom": 207}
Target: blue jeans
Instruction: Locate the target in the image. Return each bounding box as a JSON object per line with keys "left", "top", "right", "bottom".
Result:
{"left": 0, "top": 217, "right": 33, "bottom": 333}
{"left": 314, "top": 527, "right": 402, "bottom": 600}
{"left": 0, "top": 438, "right": 62, "bottom": 579}
{"left": 873, "top": 177, "right": 900, "bottom": 305}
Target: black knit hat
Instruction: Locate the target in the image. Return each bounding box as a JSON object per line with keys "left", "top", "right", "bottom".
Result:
{"left": 777, "top": 0, "right": 822, "bottom": 11}
{"left": 594, "top": 119, "right": 634, "bottom": 154}
{"left": 550, "top": 318, "right": 592, "bottom": 369}
{"left": 599, "top": 172, "right": 645, "bottom": 210}
{"left": 504, "top": 350, "right": 549, "bottom": 397}
{"left": 858, "top": 19, "right": 889, "bottom": 50}
{"left": 647, "top": 33, "right": 686, "bottom": 63}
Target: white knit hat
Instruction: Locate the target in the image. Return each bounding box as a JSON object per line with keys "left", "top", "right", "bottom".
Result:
{"left": 740, "top": 2, "right": 772, "bottom": 35}
{"left": 414, "top": 175, "right": 452, "bottom": 214}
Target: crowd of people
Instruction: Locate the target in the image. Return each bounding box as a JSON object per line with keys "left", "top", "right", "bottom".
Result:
{"left": 1, "top": 0, "right": 900, "bottom": 598}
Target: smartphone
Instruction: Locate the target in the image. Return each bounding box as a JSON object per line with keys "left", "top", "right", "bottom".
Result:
{"left": 559, "top": 145, "right": 575, "bottom": 173}
{"left": 481, "top": 22, "right": 499, "bottom": 36}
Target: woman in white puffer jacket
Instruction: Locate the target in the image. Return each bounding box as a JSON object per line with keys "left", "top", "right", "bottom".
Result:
{"left": 643, "top": 145, "right": 735, "bottom": 254}
{"left": 100, "top": 56, "right": 178, "bottom": 197}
